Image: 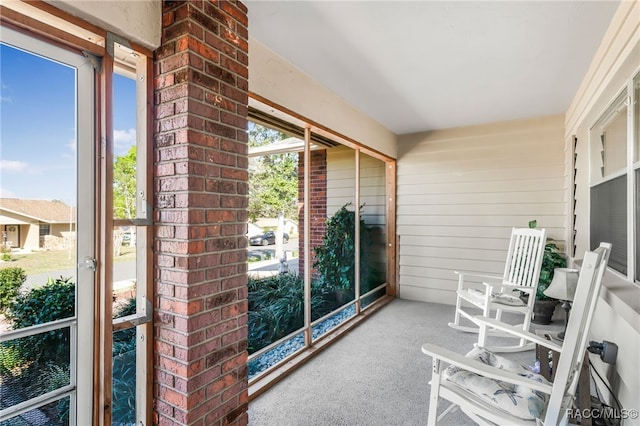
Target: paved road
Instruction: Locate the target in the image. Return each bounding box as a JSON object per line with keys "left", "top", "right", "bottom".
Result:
{"left": 24, "top": 261, "right": 137, "bottom": 289}
{"left": 23, "top": 244, "right": 299, "bottom": 288}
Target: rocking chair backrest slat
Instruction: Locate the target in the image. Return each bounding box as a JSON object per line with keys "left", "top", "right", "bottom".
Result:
{"left": 543, "top": 243, "right": 611, "bottom": 425}
{"left": 503, "top": 228, "right": 546, "bottom": 288}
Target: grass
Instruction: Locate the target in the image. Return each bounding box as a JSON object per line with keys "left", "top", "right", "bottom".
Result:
{"left": 0, "top": 246, "right": 136, "bottom": 276}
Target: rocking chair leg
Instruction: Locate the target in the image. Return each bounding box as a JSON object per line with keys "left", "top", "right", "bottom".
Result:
{"left": 427, "top": 359, "right": 442, "bottom": 426}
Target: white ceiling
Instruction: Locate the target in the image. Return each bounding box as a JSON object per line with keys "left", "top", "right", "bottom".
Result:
{"left": 247, "top": 1, "right": 620, "bottom": 135}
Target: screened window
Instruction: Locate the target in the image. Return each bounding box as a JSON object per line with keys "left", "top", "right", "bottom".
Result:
{"left": 590, "top": 72, "right": 639, "bottom": 282}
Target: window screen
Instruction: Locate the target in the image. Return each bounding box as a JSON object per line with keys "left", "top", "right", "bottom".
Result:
{"left": 591, "top": 175, "right": 627, "bottom": 274}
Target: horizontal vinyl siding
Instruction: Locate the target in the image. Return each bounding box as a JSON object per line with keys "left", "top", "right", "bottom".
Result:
{"left": 396, "top": 115, "right": 568, "bottom": 305}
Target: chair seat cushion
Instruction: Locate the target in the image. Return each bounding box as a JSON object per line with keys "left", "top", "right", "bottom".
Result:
{"left": 444, "top": 348, "right": 550, "bottom": 420}
{"left": 466, "top": 289, "right": 526, "bottom": 306}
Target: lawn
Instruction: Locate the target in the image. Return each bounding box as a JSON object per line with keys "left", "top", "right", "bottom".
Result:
{"left": 0, "top": 246, "right": 136, "bottom": 275}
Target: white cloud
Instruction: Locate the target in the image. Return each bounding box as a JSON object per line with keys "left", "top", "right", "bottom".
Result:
{"left": 67, "top": 138, "right": 77, "bottom": 154}
{"left": 114, "top": 128, "right": 136, "bottom": 155}
{"left": 1, "top": 160, "right": 28, "bottom": 173}
{"left": 0, "top": 96, "right": 12, "bottom": 103}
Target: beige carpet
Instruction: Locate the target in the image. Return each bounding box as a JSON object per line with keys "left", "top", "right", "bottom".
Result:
{"left": 248, "top": 298, "right": 563, "bottom": 425}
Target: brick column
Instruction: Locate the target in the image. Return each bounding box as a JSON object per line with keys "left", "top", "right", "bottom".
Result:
{"left": 298, "top": 150, "right": 327, "bottom": 276}
{"left": 154, "top": 1, "right": 248, "bottom": 425}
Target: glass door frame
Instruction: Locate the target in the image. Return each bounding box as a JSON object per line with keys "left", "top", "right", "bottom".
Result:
{"left": 0, "top": 4, "right": 154, "bottom": 425}
{"left": 0, "top": 25, "right": 95, "bottom": 426}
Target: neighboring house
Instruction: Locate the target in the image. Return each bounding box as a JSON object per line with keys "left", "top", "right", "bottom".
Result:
{"left": 254, "top": 217, "right": 298, "bottom": 236}
{"left": 0, "top": 198, "right": 76, "bottom": 250}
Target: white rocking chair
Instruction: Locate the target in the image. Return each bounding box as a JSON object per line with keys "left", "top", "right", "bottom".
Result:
{"left": 448, "top": 227, "right": 546, "bottom": 352}
{"left": 423, "top": 243, "right": 611, "bottom": 426}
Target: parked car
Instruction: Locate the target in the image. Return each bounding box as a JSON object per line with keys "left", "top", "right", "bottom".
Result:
{"left": 249, "top": 230, "right": 289, "bottom": 246}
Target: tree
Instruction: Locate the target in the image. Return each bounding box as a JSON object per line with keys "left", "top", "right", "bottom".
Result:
{"left": 113, "top": 145, "right": 137, "bottom": 219}
{"left": 248, "top": 123, "right": 299, "bottom": 221}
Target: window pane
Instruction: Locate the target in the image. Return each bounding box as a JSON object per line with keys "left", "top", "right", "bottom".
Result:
{"left": 0, "top": 328, "right": 70, "bottom": 412}
{"left": 591, "top": 175, "right": 627, "bottom": 274}
{"left": 112, "top": 328, "right": 137, "bottom": 426}
{"left": 247, "top": 122, "right": 302, "bottom": 356}
{"left": 0, "top": 397, "right": 70, "bottom": 426}
{"left": 359, "top": 153, "right": 387, "bottom": 300}
{"left": 590, "top": 92, "right": 627, "bottom": 180}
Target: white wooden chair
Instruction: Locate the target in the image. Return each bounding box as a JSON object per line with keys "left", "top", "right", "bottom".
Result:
{"left": 423, "top": 243, "right": 611, "bottom": 426}
{"left": 448, "top": 227, "right": 546, "bottom": 352}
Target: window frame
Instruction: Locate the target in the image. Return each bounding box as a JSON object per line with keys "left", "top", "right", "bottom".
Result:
{"left": 0, "top": 3, "right": 154, "bottom": 425}
{"left": 589, "top": 70, "right": 640, "bottom": 285}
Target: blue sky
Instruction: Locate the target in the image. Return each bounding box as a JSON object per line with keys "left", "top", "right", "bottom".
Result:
{"left": 1, "top": 43, "right": 136, "bottom": 205}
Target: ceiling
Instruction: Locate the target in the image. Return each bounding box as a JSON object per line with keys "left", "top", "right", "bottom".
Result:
{"left": 247, "top": 1, "right": 620, "bottom": 135}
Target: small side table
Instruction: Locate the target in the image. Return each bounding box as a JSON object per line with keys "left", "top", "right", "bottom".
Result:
{"left": 535, "top": 330, "right": 591, "bottom": 426}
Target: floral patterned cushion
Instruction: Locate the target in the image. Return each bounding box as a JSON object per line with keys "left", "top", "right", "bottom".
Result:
{"left": 443, "top": 348, "right": 550, "bottom": 420}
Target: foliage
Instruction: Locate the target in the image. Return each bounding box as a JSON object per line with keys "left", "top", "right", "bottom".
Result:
{"left": 313, "top": 204, "right": 373, "bottom": 292}
{"left": 248, "top": 274, "right": 328, "bottom": 353}
{"left": 0, "top": 267, "right": 26, "bottom": 312}
{"left": 1, "top": 246, "right": 11, "bottom": 261}
{"left": 248, "top": 122, "right": 299, "bottom": 221}
{"left": 111, "top": 297, "right": 137, "bottom": 425}
{"left": 528, "top": 220, "right": 567, "bottom": 300}
{"left": 6, "top": 276, "right": 75, "bottom": 367}
{"left": 113, "top": 145, "right": 137, "bottom": 219}
{"left": 38, "top": 364, "right": 70, "bottom": 424}
{"left": 0, "top": 342, "right": 23, "bottom": 376}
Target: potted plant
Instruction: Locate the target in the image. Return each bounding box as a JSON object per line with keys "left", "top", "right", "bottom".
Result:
{"left": 527, "top": 220, "right": 566, "bottom": 324}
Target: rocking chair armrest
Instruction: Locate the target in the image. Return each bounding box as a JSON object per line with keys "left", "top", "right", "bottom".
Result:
{"left": 473, "top": 317, "right": 563, "bottom": 353}
{"left": 454, "top": 271, "right": 503, "bottom": 282}
{"left": 421, "top": 343, "right": 553, "bottom": 394}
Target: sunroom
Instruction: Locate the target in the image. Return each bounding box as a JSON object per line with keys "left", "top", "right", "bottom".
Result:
{"left": 0, "top": 1, "right": 638, "bottom": 425}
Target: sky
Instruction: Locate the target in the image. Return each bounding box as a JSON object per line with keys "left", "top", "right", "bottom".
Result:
{"left": 0, "top": 42, "right": 137, "bottom": 205}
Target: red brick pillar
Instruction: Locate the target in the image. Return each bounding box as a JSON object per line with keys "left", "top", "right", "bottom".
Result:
{"left": 154, "top": 1, "right": 249, "bottom": 425}
{"left": 298, "top": 150, "right": 327, "bottom": 276}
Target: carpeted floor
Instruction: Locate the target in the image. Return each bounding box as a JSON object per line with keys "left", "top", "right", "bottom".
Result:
{"left": 248, "top": 298, "right": 563, "bottom": 426}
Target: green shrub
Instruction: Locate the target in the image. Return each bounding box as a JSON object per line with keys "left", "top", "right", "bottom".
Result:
{"left": 0, "top": 267, "right": 26, "bottom": 313}
{"left": 313, "top": 203, "right": 376, "bottom": 293}
{"left": 1, "top": 247, "right": 11, "bottom": 261}
{"left": 248, "top": 274, "right": 328, "bottom": 353}
{"left": 0, "top": 342, "right": 24, "bottom": 376}
{"left": 6, "top": 276, "right": 75, "bottom": 367}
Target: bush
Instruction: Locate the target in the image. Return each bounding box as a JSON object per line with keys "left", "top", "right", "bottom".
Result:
{"left": 313, "top": 203, "right": 376, "bottom": 293}
{"left": 248, "top": 274, "right": 328, "bottom": 353}
{"left": 6, "top": 276, "right": 75, "bottom": 367}
{"left": 0, "top": 267, "right": 26, "bottom": 313}
{"left": 1, "top": 246, "right": 11, "bottom": 261}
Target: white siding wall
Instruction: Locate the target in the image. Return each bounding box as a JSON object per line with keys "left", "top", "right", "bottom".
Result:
{"left": 565, "top": 1, "right": 640, "bottom": 417}
{"left": 396, "top": 115, "right": 567, "bottom": 304}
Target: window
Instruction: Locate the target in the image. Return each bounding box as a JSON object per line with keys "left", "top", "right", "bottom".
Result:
{"left": 590, "top": 72, "right": 640, "bottom": 282}
{"left": 246, "top": 102, "right": 396, "bottom": 388}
